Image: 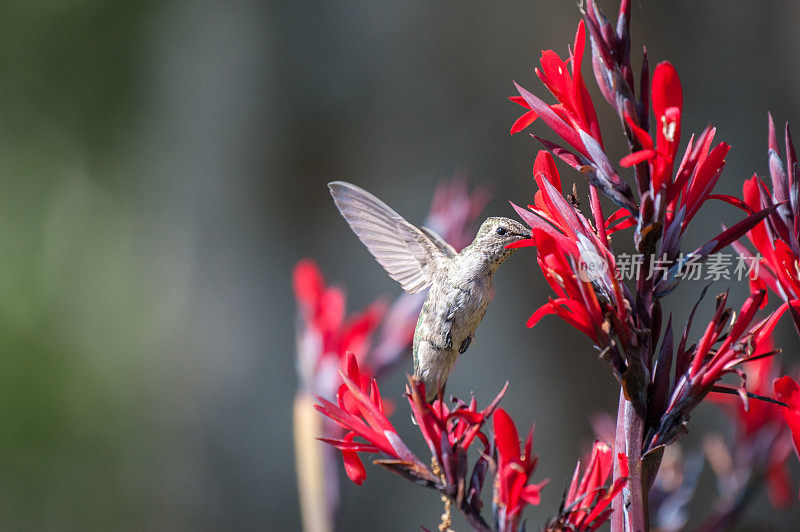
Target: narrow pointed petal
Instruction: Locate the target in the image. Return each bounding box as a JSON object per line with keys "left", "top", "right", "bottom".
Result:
{"left": 620, "top": 149, "right": 655, "bottom": 167}
{"left": 707, "top": 203, "right": 783, "bottom": 254}
{"left": 774, "top": 376, "right": 800, "bottom": 463}
{"left": 511, "top": 110, "right": 539, "bottom": 134}
{"left": 494, "top": 408, "right": 521, "bottom": 462}
{"left": 514, "top": 81, "right": 587, "bottom": 156}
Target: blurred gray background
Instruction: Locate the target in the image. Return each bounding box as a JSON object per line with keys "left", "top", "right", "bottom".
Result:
{"left": 3, "top": 0, "right": 800, "bottom": 529}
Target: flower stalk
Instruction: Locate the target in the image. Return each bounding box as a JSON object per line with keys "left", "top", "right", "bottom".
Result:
{"left": 612, "top": 391, "right": 650, "bottom": 532}
{"left": 294, "top": 393, "right": 335, "bottom": 532}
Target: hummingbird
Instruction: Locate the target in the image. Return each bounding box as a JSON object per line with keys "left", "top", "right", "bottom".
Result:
{"left": 328, "top": 181, "right": 531, "bottom": 401}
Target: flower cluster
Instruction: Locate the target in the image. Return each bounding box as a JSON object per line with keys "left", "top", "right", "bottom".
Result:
{"left": 506, "top": 0, "right": 794, "bottom": 529}
{"left": 315, "top": 352, "right": 631, "bottom": 531}
{"left": 492, "top": 408, "right": 548, "bottom": 532}
{"left": 509, "top": 1, "right": 779, "bottom": 412}
{"left": 734, "top": 116, "right": 800, "bottom": 334}
{"left": 510, "top": 151, "right": 631, "bottom": 349}
{"left": 508, "top": 150, "right": 634, "bottom": 386}
{"left": 315, "top": 352, "right": 544, "bottom": 530}
{"left": 545, "top": 440, "right": 628, "bottom": 531}
{"left": 315, "top": 353, "right": 430, "bottom": 486}
{"left": 510, "top": 19, "right": 634, "bottom": 213}
{"left": 646, "top": 288, "right": 786, "bottom": 449}
{"left": 293, "top": 259, "right": 386, "bottom": 397}
{"left": 699, "top": 342, "right": 795, "bottom": 522}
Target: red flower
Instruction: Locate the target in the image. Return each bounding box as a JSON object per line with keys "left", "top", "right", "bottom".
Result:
{"left": 619, "top": 62, "right": 743, "bottom": 233}
{"left": 775, "top": 376, "right": 800, "bottom": 498}
{"left": 315, "top": 353, "right": 425, "bottom": 485}
{"left": 649, "top": 290, "right": 785, "bottom": 450}
{"left": 293, "top": 259, "right": 385, "bottom": 395}
{"left": 404, "top": 379, "right": 509, "bottom": 529}
{"left": 548, "top": 441, "right": 628, "bottom": 531}
{"left": 407, "top": 379, "right": 506, "bottom": 471}
{"left": 708, "top": 336, "right": 795, "bottom": 509}
{"left": 510, "top": 21, "right": 602, "bottom": 154}
{"left": 620, "top": 62, "right": 683, "bottom": 193}
{"left": 688, "top": 291, "right": 771, "bottom": 387}
{"left": 510, "top": 151, "right": 631, "bottom": 348}
{"left": 775, "top": 376, "right": 800, "bottom": 455}
{"left": 711, "top": 338, "right": 783, "bottom": 437}
{"left": 316, "top": 356, "right": 513, "bottom": 528}
{"left": 493, "top": 408, "right": 548, "bottom": 532}
{"left": 735, "top": 116, "right": 800, "bottom": 334}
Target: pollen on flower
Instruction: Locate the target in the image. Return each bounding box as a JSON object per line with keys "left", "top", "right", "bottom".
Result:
{"left": 547, "top": 269, "right": 565, "bottom": 287}
{"left": 661, "top": 115, "right": 677, "bottom": 142}
{"left": 595, "top": 441, "right": 611, "bottom": 453}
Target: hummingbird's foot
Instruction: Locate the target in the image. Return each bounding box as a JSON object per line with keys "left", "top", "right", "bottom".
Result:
{"left": 444, "top": 331, "right": 453, "bottom": 350}
{"left": 458, "top": 336, "right": 471, "bottom": 354}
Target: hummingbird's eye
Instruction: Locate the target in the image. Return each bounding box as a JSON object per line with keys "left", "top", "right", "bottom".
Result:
{"left": 496, "top": 226, "right": 508, "bottom": 236}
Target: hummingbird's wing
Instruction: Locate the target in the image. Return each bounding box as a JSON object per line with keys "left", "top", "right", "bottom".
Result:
{"left": 329, "top": 181, "right": 448, "bottom": 294}
{"left": 420, "top": 226, "right": 456, "bottom": 258}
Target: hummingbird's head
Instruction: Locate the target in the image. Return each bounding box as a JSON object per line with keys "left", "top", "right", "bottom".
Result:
{"left": 473, "top": 217, "right": 531, "bottom": 267}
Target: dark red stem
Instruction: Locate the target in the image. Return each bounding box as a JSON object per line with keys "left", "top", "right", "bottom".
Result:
{"left": 611, "top": 390, "right": 649, "bottom": 532}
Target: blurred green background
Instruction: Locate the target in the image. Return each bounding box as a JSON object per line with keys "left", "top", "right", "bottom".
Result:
{"left": 2, "top": 0, "right": 800, "bottom": 529}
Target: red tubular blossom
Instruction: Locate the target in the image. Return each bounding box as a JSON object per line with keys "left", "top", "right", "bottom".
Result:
{"left": 510, "top": 21, "right": 601, "bottom": 149}
{"left": 707, "top": 336, "right": 795, "bottom": 511}
{"left": 620, "top": 62, "right": 683, "bottom": 195}
{"left": 650, "top": 62, "right": 683, "bottom": 190}
{"left": 317, "top": 353, "right": 510, "bottom": 527}
{"left": 774, "top": 376, "right": 800, "bottom": 478}
{"left": 493, "top": 408, "right": 547, "bottom": 532}
{"left": 548, "top": 441, "right": 628, "bottom": 531}
{"left": 293, "top": 259, "right": 385, "bottom": 394}
{"left": 618, "top": 62, "right": 732, "bottom": 228}
{"left": 712, "top": 339, "right": 783, "bottom": 437}
{"left": 406, "top": 378, "right": 507, "bottom": 470}
{"left": 315, "top": 353, "right": 426, "bottom": 485}
{"left": 512, "top": 151, "right": 631, "bottom": 350}
{"left": 648, "top": 291, "right": 786, "bottom": 451}
{"left": 693, "top": 292, "right": 778, "bottom": 388}
{"left": 525, "top": 230, "right": 604, "bottom": 341}
{"left": 735, "top": 117, "right": 800, "bottom": 336}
